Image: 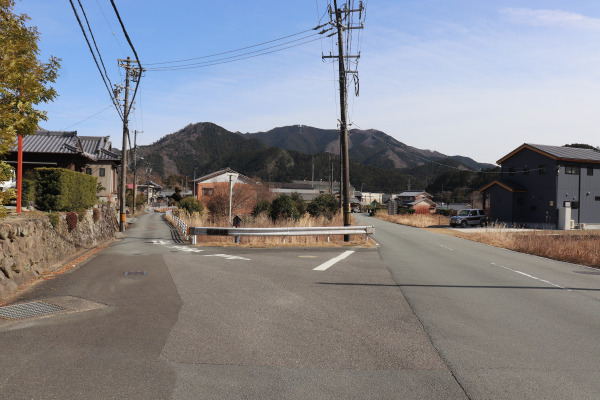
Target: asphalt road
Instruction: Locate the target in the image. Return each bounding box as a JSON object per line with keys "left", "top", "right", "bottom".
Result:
{"left": 358, "top": 214, "right": 600, "bottom": 400}
{"left": 0, "top": 212, "right": 465, "bottom": 399}
{"left": 2, "top": 212, "right": 599, "bottom": 399}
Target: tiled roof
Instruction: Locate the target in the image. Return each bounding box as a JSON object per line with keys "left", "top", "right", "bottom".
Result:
{"left": 9, "top": 130, "right": 120, "bottom": 162}
{"left": 498, "top": 143, "right": 600, "bottom": 164}
{"left": 398, "top": 190, "right": 431, "bottom": 197}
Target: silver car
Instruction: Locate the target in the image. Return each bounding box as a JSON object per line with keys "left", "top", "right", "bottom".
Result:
{"left": 450, "top": 209, "right": 487, "bottom": 228}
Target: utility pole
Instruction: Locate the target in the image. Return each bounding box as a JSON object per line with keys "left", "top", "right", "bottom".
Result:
{"left": 322, "top": 0, "right": 364, "bottom": 241}
{"left": 132, "top": 130, "right": 141, "bottom": 214}
{"left": 116, "top": 57, "right": 141, "bottom": 232}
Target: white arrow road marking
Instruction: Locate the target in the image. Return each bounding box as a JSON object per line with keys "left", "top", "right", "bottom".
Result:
{"left": 313, "top": 250, "right": 355, "bottom": 271}
{"left": 204, "top": 254, "right": 251, "bottom": 261}
{"left": 171, "top": 246, "right": 204, "bottom": 253}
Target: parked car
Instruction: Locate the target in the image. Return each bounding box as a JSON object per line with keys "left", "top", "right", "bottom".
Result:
{"left": 0, "top": 172, "right": 16, "bottom": 192}
{"left": 450, "top": 209, "right": 487, "bottom": 228}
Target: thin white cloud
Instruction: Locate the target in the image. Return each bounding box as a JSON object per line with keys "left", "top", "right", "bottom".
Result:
{"left": 501, "top": 8, "right": 600, "bottom": 30}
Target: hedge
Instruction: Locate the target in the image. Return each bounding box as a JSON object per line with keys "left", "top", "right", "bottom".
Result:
{"left": 35, "top": 168, "right": 97, "bottom": 212}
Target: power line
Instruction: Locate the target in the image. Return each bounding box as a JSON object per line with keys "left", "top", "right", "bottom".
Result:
{"left": 60, "top": 104, "right": 115, "bottom": 130}
{"left": 110, "top": 0, "right": 143, "bottom": 118}
{"left": 145, "top": 25, "right": 326, "bottom": 66}
{"left": 94, "top": 0, "right": 127, "bottom": 56}
{"left": 146, "top": 36, "right": 327, "bottom": 71}
{"left": 68, "top": 0, "right": 123, "bottom": 120}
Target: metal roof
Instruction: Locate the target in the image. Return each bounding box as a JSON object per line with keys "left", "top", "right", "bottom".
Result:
{"left": 498, "top": 143, "right": 600, "bottom": 164}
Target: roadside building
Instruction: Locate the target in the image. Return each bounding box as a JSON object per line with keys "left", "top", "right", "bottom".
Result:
{"left": 5, "top": 129, "right": 120, "bottom": 202}
{"left": 480, "top": 143, "right": 600, "bottom": 228}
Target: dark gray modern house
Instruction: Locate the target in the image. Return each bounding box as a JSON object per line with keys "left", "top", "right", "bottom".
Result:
{"left": 480, "top": 143, "right": 600, "bottom": 228}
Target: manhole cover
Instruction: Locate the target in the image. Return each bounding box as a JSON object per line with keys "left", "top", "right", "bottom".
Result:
{"left": 124, "top": 271, "right": 147, "bottom": 276}
{"left": 0, "top": 301, "right": 64, "bottom": 320}
{"left": 574, "top": 270, "right": 600, "bottom": 275}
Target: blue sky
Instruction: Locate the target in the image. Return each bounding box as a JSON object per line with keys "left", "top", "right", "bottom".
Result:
{"left": 14, "top": 0, "right": 600, "bottom": 164}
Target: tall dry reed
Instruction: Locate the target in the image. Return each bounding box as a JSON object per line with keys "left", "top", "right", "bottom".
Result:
{"left": 376, "top": 212, "right": 450, "bottom": 228}
{"left": 458, "top": 230, "right": 600, "bottom": 268}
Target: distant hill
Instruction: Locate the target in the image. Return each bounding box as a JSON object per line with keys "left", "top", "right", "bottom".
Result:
{"left": 135, "top": 122, "right": 495, "bottom": 193}
{"left": 244, "top": 125, "right": 494, "bottom": 171}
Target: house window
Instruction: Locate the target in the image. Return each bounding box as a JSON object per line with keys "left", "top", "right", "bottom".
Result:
{"left": 517, "top": 197, "right": 524, "bottom": 205}
{"left": 85, "top": 167, "right": 92, "bottom": 175}
{"left": 565, "top": 166, "right": 579, "bottom": 175}
{"left": 202, "top": 188, "right": 214, "bottom": 196}
{"left": 509, "top": 168, "right": 515, "bottom": 176}
{"left": 539, "top": 165, "right": 546, "bottom": 174}
{"left": 587, "top": 167, "right": 594, "bottom": 176}
{"left": 99, "top": 168, "right": 105, "bottom": 177}
{"left": 595, "top": 197, "right": 600, "bottom": 202}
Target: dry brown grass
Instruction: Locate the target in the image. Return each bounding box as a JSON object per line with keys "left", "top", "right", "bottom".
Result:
{"left": 167, "top": 211, "right": 375, "bottom": 247}
{"left": 377, "top": 211, "right": 600, "bottom": 268}
{"left": 376, "top": 212, "right": 450, "bottom": 228}
{"left": 452, "top": 229, "right": 600, "bottom": 268}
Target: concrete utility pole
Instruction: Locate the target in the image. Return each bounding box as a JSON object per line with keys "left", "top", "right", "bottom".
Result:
{"left": 322, "top": 0, "right": 364, "bottom": 241}
{"left": 132, "top": 130, "right": 141, "bottom": 214}
{"left": 116, "top": 57, "right": 141, "bottom": 232}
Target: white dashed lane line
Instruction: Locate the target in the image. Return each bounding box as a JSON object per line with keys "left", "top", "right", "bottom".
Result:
{"left": 313, "top": 251, "right": 355, "bottom": 271}
{"left": 429, "top": 241, "right": 453, "bottom": 251}
{"left": 491, "top": 262, "right": 571, "bottom": 291}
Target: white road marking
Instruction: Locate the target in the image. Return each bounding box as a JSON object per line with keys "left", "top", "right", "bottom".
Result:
{"left": 491, "top": 263, "right": 571, "bottom": 291}
{"left": 313, "top": 250, "right": 355, "bottom": 271}
{"left": 152, "top": 240, "right": 170, "bottom": 245}
{"left": 171, "top": 246, "right": 203, "bottom": 253}
{"left": 429, "top": 241, "right": 453, "bottom": 251}
{"left": 204, "top": 254, "right": 251, "bottom": 261}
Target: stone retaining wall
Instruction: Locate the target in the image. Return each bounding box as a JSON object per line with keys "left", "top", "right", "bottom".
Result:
{"left": 0, "top": 204, "right": 119, "bottom": 301}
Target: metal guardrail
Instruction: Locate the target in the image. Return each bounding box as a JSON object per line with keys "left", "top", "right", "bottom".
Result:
{"left": 166, "top": 209, "right": 375, "bottom": 244}
{"left": 187, "top": 225, "right": 375, "bottom": 244}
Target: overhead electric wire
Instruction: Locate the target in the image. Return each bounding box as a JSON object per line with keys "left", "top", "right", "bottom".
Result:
{"left": 60, "top": 104, "right": 115, "bottom": 130}
{"left": 145, "top": 26, "right": 326, "bottom": 66}
{"left": 110, "top": 0, "right": 143, "bottom": 121}
{"left": 76, "top": 0, "right": 115, "bottom": 98}
{"left": 68, "top": 0, "right": 123, "bottom": 121}
{"left": 94, "top": 0, "right": 127, "bottom": 56}
{"left": 146, "top": 36, "right": 327, "bottom": 71}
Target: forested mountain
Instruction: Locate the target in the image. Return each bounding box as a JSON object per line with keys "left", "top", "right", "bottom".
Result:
{"left": 245, "top": 125, "right": 494, "bottom": 171}
{"left": 135, "top": 122, "right": 496, "bottom": 194}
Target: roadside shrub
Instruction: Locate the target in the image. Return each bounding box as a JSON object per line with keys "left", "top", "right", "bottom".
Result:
{"left": 252, "top": 199, "right": 271, "bottom": 217}
{"left": 66, "top": 211, "right": 78, "bottom": 231}
{"left": 398, "top": 207, "right": 416, "bottom": 215}
{"left": 307, "top": 193, "right": 339, "bottom": 220}
{"left": 126, "top": 189, "right": 146, "bottom": 211}
{"left": 93, "top": 207, "right": 101, "bottom": 223}
{"left": 269, "top": 193, "right": 305, "bottom": 221}
{"left": 179, "top": 196, "right": 204, "bottom": 214}
{"left": 290, "top": 192, "right": 307, "bottom": 216}
{"left": 48, "top": 212, "right": 60, "bottom": 228}
{"left": 437, "top": 208, "right": 452, "bottom": 216}
{"left": 21, "top": 178, "right": 36, "bottom": 208}
{"left": 35, "top": 168, "right": 97, "bottom": 212}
